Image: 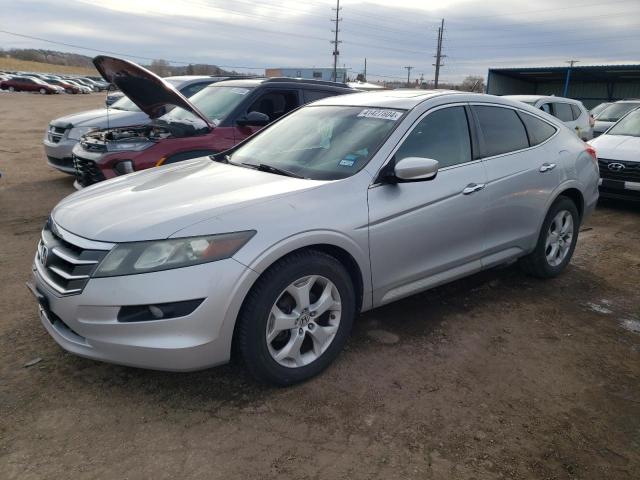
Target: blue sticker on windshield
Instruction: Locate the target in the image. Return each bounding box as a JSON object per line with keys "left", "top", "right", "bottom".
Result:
{"left": 339, "top": 154, "right": 359, "bottom": 167}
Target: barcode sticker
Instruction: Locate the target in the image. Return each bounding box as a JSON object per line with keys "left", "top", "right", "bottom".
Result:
{"left": 358, "top": 109, "right": 403, "bottom": 121}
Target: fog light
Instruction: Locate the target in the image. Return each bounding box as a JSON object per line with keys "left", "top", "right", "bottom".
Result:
{"left": 117, "top": 299, "right": 204, "bottom": 322}
{"left": 113, "top": 160, "right": 135, "bottom": 175}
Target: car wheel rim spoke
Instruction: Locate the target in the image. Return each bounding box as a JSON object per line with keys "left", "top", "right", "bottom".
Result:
{"left": 545, "top": 210, "right": 574, "bottom": 267}
{"left": 267, "top": 275, "right": 342, "bottom": 368}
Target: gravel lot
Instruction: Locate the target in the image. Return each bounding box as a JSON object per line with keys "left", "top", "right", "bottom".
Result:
{"left": 1, "top": 93, "right": 639, "bottom": 479}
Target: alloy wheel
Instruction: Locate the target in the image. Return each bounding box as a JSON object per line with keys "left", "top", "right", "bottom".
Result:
{"left": 545, "top": 210, "right": 574, "bottom": 267}
{"left": 266, "top": 275, "right": 342, "bottom": 368}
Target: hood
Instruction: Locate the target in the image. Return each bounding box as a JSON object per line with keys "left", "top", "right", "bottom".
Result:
{"left": 50, "top": 108, "right": 150, "bottom": 129}
{"left": 593, "top": 120, "right": 615, "bottom": 133}
{"left": 590, "top": 134, "right": 640, "bottom": 162}
{"left": 93, "top": 55, "right": 213, "bottom": 128}
{"left": 52, "top": 158, "right": 326, "bottom": 242}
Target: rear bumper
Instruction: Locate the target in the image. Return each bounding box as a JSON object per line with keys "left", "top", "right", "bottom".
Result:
{"left": 28, "top": 258, "right": 259, "bottom": 371}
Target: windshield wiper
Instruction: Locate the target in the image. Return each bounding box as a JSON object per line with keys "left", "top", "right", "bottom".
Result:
{"left": 243, "top": 162, "right": 305, "bottom": 179}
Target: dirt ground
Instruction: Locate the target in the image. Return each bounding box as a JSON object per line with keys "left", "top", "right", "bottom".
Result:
{"left": 0, "top": 93, "right": 639, "bottom": 480}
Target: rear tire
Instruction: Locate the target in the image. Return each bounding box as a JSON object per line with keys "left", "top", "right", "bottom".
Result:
{"left": 237, "top": 250, "right": 356, "bottom": 386}
{"left": 519, "top": 196, "right": 579, "bottom": 278}
{"left": 8, "top": 86, "right": 15, "bottom": 92}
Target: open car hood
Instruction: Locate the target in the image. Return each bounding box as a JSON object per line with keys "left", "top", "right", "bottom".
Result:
{"left": 93, "top": 55, "right": 213, "bottom": 128}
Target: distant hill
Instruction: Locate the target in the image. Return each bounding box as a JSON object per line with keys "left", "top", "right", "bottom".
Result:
{"left": 0, "top": 57, "right": 98, "bottom": 75}
{"left": 0, "top": 48, "right": 240, "bottom": 77}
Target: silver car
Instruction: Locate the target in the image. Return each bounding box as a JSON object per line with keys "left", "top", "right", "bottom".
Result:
{"left": 28, "top": 90, "right": 599, "bottom": 385}
{"left": 504, "top": 95, "right": 594, "bottom": 141}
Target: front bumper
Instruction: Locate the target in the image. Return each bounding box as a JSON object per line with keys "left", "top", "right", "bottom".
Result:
{"left": 44, "top": 137, "right": 76, "bottom": 174}
{"left": 598, "top": 178, "right": 640, "bottom": 202}
{"left": 28, "top": 258, "right": 258, "bottom": 371}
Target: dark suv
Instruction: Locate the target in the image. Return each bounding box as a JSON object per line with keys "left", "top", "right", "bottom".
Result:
{"left": 71, "top": 56, "right": 355, "bottom": 187}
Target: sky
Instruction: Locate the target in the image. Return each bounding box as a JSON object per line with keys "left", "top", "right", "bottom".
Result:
{"left": 1, "top": 0, "right": 639, "bottom": 83}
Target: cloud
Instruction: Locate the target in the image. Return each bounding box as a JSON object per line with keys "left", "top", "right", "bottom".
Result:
{"left": 1, "top": 0, "right": 639, "bottom": 83}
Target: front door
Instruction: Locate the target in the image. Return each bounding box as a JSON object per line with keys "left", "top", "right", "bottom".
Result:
{"left": 234, "top": 89, "right": 301, "bottom": 143}
{"left": 368, "top": 105, "right": 488, "bottom": 306}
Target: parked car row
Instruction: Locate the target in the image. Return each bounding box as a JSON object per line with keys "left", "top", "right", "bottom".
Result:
{"left": 27, "top": 55, "right": 601, "bottom": 386}
{"left": 0, "top": 70, "right": 109, "bottom": 94}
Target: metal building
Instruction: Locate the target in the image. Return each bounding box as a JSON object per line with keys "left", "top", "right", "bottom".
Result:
{"left": 486, "top": 64, "right": 640, "bottom": 108}
{"left": 265, "top": 67, "right": 348, "bottom": 83}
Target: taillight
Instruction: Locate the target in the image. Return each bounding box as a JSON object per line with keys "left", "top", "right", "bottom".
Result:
{"left": 586, "top": 145, "right": 598, "bottom": 168}
{"left": 589, "top": 114, "right": 595, "bottom": 127}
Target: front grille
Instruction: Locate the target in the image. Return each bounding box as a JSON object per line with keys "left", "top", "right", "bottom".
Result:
{"left": 598, "top": 158, "right": 640, "bottom": 182}
{"left": 47, "top": 125, "right": 67, "bottom": 143}
{"left": 73, "top": 154, "right": 106, "bottom": 187}
{"left": 35, "top": 220, "right": 109, "bottom": 296}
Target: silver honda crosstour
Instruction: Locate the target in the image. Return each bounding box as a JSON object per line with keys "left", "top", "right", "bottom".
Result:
{"left": 28, "top": 89, "right": 600, "bottom": 385}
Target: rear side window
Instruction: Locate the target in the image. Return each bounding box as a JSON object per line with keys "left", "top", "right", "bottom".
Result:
{"left": 570, "top": 104, "right": 582, "bottom": 120}
{"left": 540, "top": 104, "right": 552, "bottom": 114}
{"left": 303, "top": 90, "right": 338, "bottom": 103}
{"left": 518, "top": 112, "right": 557, "bottom": 146}
{"left": 553, "top": 103, "right": 574, "bottom": 122}
{"left": 473, "top": 106, "right": 529, "bottom": 157}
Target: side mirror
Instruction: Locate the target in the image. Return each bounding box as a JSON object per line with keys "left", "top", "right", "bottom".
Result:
{"left": 237, "top": 111, "right": 270, "bottom": 127}
{"left": 393, "top": 157, "right": 439, "bottom": 181}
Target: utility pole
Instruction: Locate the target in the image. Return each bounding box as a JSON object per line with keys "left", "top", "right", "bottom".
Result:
{"left": 364, "top": 58, "right": 367, "bottom": 82}
{"left": 433, "top": 18, "right": 446, "bottom": 88}
{"left": 330, "top": 0, "right": 342, "bottom": 82}
{"left": 563, "top": 59, "right": 579, "bottom": 97}
{"left": 404, "top": 66, "right": 414, "bottom": 87}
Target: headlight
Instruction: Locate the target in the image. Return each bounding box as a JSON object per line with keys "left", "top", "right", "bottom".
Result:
{"left": 106, "top": 140, "right": 154, "bottom": 152}
{"left": 68, "top": 126, "right": 95, "bottom": 140}
{"left": 94, "top": 231, "right": 256, "bottom": 277}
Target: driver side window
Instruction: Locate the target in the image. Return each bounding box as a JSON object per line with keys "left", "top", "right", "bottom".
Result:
{"left": 395, "top": 106, "right": 472, "bottom": 169}
{"left": 248, "top": 90, "right": 299, "bottom": 122}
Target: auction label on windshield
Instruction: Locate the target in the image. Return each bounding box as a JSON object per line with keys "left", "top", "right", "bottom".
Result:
{"left": 231, "top": 88, "right": 250, "bottom": 95}
{"left": 358, "top": 109, "right": 403, "bottom": 121}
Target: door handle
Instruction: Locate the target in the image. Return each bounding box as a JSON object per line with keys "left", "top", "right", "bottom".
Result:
{"left": 462, "top": 183, "right": 485, "bottom": 195}
{"left": 540, "top": 162, "right": 556, "bottom": 172}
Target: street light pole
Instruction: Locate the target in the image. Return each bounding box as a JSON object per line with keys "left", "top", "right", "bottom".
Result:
{"left": 563, "top": 59, "right": 579, "bottom": 97}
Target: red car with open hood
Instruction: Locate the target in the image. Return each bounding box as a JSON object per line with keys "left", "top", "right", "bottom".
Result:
{"left": 71, "top": 56, "right": 355, "bottom": 188}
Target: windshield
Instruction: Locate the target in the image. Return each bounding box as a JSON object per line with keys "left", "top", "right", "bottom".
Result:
{"left": 590, "top": 103, "right": 610, "bottom": 116}
{"left": 227, "top": 105, "right": 404, "bottom": 180}
{"left": 596, "top": 103, "right": 640, "bottom": 122}
{"left": 110, "top": 96, "right": 140, "bottom": 112}
{"left": 607, "top": 109, "right": 640, "bottom": 137}
{"left": 162, "top": 85, "right": 254, "bottom": 125}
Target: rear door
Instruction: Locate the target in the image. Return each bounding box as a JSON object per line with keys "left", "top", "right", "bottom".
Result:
{"left": 368, "top": 104, "right": 489, "bottom": 305}
{"left": 472, "top": 104, "right": 561, "bottom": 266}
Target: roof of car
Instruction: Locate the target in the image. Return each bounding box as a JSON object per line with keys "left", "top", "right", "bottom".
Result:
{"left": 504, "top": 95, "right": 583, "bottom": 105}
{"left": 312, "top": 89, "right": 465, "bottom": 109}
{"left": 164, "top": 75, "right": 216, "bottom": 81}
{"left": 208, "top": 77, "right": 353, "bottom": 90}
{"left": 613, "top": 99, "right": 640, "bottom": 103}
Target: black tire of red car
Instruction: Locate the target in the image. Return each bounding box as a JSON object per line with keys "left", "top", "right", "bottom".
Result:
{"left": 39, "top": 88, "right": 47, "bottom": 95}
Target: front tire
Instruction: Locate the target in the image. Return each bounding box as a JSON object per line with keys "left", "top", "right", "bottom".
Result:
{"left": 237, "top": 250, "right": 356, "bottom": 386}
{"left": 39, "top": 88, "right": 46, "bottom": 94}
{"left": 519, "top": 196, "right": 579, "bottom": 278}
